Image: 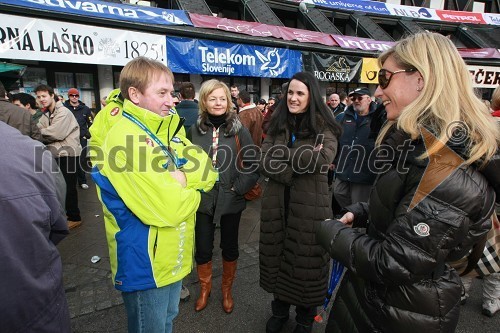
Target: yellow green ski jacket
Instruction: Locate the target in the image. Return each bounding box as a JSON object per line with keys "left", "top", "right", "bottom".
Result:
{"left": 89, "top": 90, "right": 217, "bottom": 292}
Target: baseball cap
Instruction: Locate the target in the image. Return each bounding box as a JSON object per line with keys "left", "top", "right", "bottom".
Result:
{"left": 258, "top": 99, "right": 267, "bottom": 105}
{"left": 348, "top": 87, "right": 370, "bottom": 97}
{"left": 68, "top": 88, "right": 79, "bottom": 96}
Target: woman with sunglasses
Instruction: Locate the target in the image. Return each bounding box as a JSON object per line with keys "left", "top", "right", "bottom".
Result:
{"left": 317, "top": 32, "right": 500, "bottom": 332}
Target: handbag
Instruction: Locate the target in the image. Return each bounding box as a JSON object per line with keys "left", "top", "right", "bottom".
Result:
{"left": 476, "top": 212, "right": 500, "bottom": 276}
{"left": 234, "top": 134, "right": 262, "bottom": 201}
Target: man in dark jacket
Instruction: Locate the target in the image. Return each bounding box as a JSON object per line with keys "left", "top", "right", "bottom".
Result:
{"left": 64, "top": 88, "right": 93, "bottom": 189}
{"left": 0, "top": 121, "right": 70, "bottom": 333}
{"left": 328, "top": 93, "right": 345, "bottom": 117}
{"left": 175, "top": 82, "right": 198, "bottom": 131}
{"left": 0, "top": 82, "right": 42, "bottom": 141}
{"left": 334, "top": 87, "right": 378, "bottom": 209}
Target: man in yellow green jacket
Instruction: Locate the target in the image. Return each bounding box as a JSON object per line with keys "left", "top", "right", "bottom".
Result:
{"left": 89, "top": 57, "right": 217, "bottom": 333}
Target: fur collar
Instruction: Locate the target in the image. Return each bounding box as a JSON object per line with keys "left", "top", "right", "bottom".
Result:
{"left": 196, "top": 111, "right": 242, "bottom": 137}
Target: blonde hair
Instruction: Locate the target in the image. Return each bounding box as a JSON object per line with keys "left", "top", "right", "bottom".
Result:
{"left": 492, "top": 85, "right": 500, "bottom": 111}
{"left": 376, "top": 32, "right": 499, "bottom": 166}
{"left": 198, "top": 79, "right": 234, "bottom": 115}
{"left": 119, "top": 56, "right": 174, "bottom": 100}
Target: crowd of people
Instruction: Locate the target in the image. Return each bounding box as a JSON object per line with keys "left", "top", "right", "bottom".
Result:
{"left": 1, "top": 32, "right": 499, "bottom": 333}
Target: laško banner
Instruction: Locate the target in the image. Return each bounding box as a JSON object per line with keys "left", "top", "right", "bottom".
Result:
{"left": 302, "top": 52, "right": 362, "bottom": 83}
{"left": 166, "top": 36, "right": 303, "bottom": 78}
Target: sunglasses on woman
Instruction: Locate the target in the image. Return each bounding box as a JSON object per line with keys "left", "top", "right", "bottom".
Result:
{"left": 378, "top": 68, "right": 417, "bottom": 89}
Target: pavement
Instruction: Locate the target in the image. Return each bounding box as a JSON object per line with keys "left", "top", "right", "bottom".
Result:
{"left": 61, "top": 180, "right": 499, "bottom": 333}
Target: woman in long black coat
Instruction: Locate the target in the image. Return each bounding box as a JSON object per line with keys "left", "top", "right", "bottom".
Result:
{"left": 259, "top": 71, "right": 342, "bottom": 333}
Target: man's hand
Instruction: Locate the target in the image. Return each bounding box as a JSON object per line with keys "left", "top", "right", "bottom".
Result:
{"left": 313, "top": 143, "right": 323, "bottom": 152}
{"left": 339, "top": 212, "right": 354, "bottom": 226}
{"left": 170, "top": 170, "right": 187, "bottom": 188}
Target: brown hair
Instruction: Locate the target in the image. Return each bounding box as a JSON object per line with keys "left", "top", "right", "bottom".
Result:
{"left": 119, "top": 57, "right": 174, "bottom": 100}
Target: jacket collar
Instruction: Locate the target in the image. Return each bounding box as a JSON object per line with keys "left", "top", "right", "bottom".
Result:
{"left": 123, "top": 99, "right": 181, "bottom": 139}
{"left": 345, "top": 101, "right": 377, "bottom": 117}
{"left": 196, "top": 110, "right": 242, "bottom": 137}
{"left": 239, "top": 104, "right": 256, "bottom": 113}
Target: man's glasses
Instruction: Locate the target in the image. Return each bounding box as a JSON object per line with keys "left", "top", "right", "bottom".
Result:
{"left": 378, "top": 68, "right": 417, "bottom": 89}
{"left": 69, "top": 94, "right": 79, "bottom": 97}
{"left": 350, "top": 95, "right": 366, "bottom": 102}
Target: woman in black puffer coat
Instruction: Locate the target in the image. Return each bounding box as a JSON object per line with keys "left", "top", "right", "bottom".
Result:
{"left": 260, "top": 72, "right": 342, "bottom": 333}
{"left": 317, "top": 32, "right": 500, "bottom": 333}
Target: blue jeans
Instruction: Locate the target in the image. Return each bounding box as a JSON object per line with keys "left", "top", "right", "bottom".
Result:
{"left": 122, "top": 281, "right": 182, "bottom": 333}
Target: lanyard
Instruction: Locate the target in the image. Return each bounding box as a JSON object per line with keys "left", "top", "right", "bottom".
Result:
{"left": 211, "top": 127, "right": 220, "bottom": 167}
{"left": 122, "top": 111, "right": 177, "bottom": 169}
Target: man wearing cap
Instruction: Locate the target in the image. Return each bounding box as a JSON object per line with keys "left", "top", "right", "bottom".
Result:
{"left": 333, "top": 87, "right": 379, "bottom": 210}
{"left": 64, "top": 88, "right": 93, "bottom": 189}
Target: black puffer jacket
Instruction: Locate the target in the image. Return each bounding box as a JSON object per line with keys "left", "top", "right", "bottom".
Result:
{"left": 259, "top": 120, "right": 338, "bottom": 307}
{"left": 317, "top": 128, "right": 495, "bottom": 333}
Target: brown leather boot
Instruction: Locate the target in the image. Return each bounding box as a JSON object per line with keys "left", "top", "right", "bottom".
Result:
{"left": 222, "top": 259, "right": 237, "bottom": 313}
{"left": 195, "top": 262, "right": 212, "bottom": 312}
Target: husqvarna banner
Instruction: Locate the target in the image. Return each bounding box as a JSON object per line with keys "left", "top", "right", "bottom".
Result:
{"left": 0, "top": 0, "right": 192, "bottom": 27}
{"left": 166, "top": 37, "right": 302, "bottom": 78}
{"left": 302, "top": 52, "right": 362, "bottom": 83}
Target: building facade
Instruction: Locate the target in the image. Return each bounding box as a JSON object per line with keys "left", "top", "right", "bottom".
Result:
{"left": 1, "top": 0, "right": 499, "bottom": 110}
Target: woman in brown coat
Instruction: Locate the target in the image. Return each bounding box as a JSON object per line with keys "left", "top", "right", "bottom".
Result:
{"left": 259, "top": 72, "right": 342, "bottom": 333}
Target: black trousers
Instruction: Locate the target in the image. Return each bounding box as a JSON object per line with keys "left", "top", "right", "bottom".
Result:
{"left": 195, "top": 211, "right": 242, "bottom": 265}
{"left": 77, "top": 138, "right": 88, "bottom": 185}
{"left": 272, "top": 298, "right": 316, "bottom": 327}
{"left": 55, "top": 156, "right": 81, "bottom": 221}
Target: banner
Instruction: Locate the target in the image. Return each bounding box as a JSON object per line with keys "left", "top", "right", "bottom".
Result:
{"left": 166, "top": 37, "right": 302, "bottom": 78}
{"left": 286, "top": 0, "right": 499, "bottom": 26}
{"left": 468, "top": 65, "right": 500, "bottom": 88}
{"left": 0, "top": 14, "right": 166, "bottom": 66}
{"left": 0, "top": 0, "right": 192, "bottom": 27}
{"left": 189, "top": 13, "right": 337, "bottom": 46}
{"left": 435, "top": 9, "right": 486, "bottom": 24}
{"left": 385, "top": 4, "right": 440, "bottom": 21}
{"left": 290, "top": 0, "right": 389, "bottom": 15}
{"left": 360, "top": 58, "right": 380, "bottom": 84}
{"left": 332, "top": 35, "right": 394, "bottom": 51}
{"left": 483, "top": 13, "right": 500, "bottom": 26}
{"left": 458, "top": 48, "right": 500, "bottom": 59}
{"left": 302, "top": 52, "right": 362, "bottom": 82}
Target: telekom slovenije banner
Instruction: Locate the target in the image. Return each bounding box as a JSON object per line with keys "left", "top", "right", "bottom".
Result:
{"left": 166, "top": 36, "right": 303, "bottom": 78}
